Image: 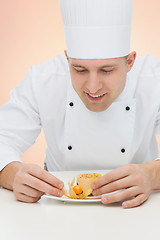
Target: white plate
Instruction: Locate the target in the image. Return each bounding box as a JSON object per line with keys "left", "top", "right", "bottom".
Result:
{"left": 43, "top": 194, "right": 102, "bottom": 203}
{"left": 43, "top": 169, "right": 112, "bottom": 203}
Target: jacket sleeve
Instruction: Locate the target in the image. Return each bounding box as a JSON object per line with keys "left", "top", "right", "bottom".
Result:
{"left": 155, "top": 81, "right": 160, "bottom": 135}
{"left": 155, "top": 111, "right": 160, "bottom": 135}
{"left": 0, "top": 66, "right": 41, "bottom": 171}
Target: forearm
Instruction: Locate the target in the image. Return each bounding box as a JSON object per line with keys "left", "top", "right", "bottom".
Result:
{"left": 0, "top": 162, "right": 22, "bottom": 190}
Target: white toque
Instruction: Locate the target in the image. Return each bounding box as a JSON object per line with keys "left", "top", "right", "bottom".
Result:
{"left": 59, "top": 0, "right": 133, "bottom": 59}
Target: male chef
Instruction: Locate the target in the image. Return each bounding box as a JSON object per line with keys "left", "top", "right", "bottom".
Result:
{"left": 0, "top": 0, "right": 160, "bottom": 208}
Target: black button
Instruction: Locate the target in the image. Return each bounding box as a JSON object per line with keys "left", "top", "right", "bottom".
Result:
{"left": 69, "top": 102, "right": 74, "bottom": 107}
{"left": 121, "top": 148, "right": 125, "bottom": 153}
{"left": 68, "top": 146, "right": 72, "bottom": 150}
{"left": 126, "top": 106, "right": 130, "bottom": 111}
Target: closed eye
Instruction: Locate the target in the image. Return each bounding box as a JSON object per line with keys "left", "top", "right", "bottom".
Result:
{"left": 75, "top": 69, "right": 112, "bottom": 73}
{"left": 75, "top": 69, "right": 87, "bottom": 72}
{"left": 101, "top": 70, "right": 112, "bottom": 73}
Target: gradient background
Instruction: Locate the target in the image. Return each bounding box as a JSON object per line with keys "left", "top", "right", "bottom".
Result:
{"left": 1, "top": 0, "right": 160, "bottom": 168}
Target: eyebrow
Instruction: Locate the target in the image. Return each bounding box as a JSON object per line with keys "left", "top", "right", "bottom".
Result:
{"left": 72, "top": 64, "right": 117, "bottom": 68}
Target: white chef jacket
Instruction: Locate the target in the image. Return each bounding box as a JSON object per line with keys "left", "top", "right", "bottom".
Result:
{"left": 0, "top": 53, "right": 160, "bottom": 172}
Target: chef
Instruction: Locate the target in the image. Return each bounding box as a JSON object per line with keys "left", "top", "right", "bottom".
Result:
{"left": 0, "top": 0, "right": 160, "bottom": 208}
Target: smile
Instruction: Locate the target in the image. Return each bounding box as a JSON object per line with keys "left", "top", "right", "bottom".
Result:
{"left": 88, "top": 93, "right": 105, "bottom": 98}
{"left": 86, "top": 92, "right": 106, "bottom": 102}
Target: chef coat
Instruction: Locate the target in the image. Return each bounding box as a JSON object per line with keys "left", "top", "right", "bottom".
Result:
{"left": 0, "top": 53, "right": 160, "bottom": 172}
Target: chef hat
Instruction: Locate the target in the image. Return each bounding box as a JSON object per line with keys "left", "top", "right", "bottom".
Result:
{"left": 59, "top": 0, "right": 133, "bottom": 59}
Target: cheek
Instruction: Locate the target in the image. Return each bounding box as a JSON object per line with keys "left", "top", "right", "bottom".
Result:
{"left": 103, "top": 75, "right": 118, "bottom": 91}
{"left": 70, "top": 73, "right": 85, "bottom": 91}
{"left": 108, "top": 72, "right": 126, "bottom": 92}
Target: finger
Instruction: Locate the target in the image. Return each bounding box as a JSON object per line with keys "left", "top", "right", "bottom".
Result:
{"left": 92, "top": 165, "right": 136, "bottom": 190}
{"left": 101, "top": 186, "right": 140, "bottom": 204}
{"left": 15, "top": 193, "right": 41, "bottom": 203}
{"left": 26, "top": 165, "right": 64, "bottom": 190}
{"left": 122, "top": 194, "right": 149, "bottom": 209}
{"left": 20, "top": 184, "right": 44, "bottom": 198}
{"left": 93, "top": 176, "right": 133, "bottom": 196}
{"left": 23, "top": 174, "right": 63, "bottom": 197}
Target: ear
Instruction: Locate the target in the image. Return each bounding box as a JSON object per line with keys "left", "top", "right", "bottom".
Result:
{"left": 126, "top": 51, "right": 137, "bottom": 72}
{"left": 64, "top": 50, "right": 69, "bottom": 62}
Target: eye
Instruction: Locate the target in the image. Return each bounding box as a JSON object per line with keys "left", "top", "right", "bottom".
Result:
{"left": 101, "top": 70, "right": 112, "bottom": 73}
{"left": 74, "top": 69, "right": 113, "bottom": 73}
{"left": 75, "top": 69, "right": 87, "bottom": 73}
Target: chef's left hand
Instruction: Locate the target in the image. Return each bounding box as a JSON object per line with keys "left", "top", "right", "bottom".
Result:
{"left": 91, "top": 162, "right": 157, "bottom": 208}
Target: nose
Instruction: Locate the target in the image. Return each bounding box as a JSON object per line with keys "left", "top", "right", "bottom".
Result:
{"left": 86, "top": 74, "right": 103, "bottom": 94}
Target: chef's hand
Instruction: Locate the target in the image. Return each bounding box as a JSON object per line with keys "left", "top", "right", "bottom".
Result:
{"left": 13, "top": 163, "right": 64, "bottom": 203}
{"left": 91, "top": 162, "right": 157, "bottom": 208}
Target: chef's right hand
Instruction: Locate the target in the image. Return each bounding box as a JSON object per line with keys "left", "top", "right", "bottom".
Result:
{"left": 13, "top": 163, "right": 64, "bottom": 203}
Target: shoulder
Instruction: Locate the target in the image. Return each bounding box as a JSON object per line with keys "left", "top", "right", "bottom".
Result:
{"left": 124, "top": 54, "right": 160, "bottom": 105}
{"left": 28, "top": 54, "right": 70, "bottom": 109}
{"left": 131, "top": 54, "right": 160, "bottom": 77}
{"left": 131, "top": 54, "right": 160, "bottom": 109}
{"left": 31, "top": 53, "right": 69, "bottom": 76}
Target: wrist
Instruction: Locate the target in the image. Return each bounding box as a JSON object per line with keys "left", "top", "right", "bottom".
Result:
{"left": 0, "top": 161, "right": 22, "bottom": 190}
{"left": 148, "top": 159, "right": 160, "bottom": 190}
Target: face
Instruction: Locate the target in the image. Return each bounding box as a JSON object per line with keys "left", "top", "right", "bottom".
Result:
{"left": 65, "top": 51, "right": 136, "bottom": 112}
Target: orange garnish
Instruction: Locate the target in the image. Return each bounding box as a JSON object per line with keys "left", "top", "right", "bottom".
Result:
{"left": 63, "top": 173, "right": 102, "bottom": 199}
{"left": 73, "top": 185, "right": 83, "bottom": 195}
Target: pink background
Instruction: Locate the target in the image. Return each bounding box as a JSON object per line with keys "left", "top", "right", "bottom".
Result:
{"left": 1, "top": 0, "right": 160, "bottom": 167}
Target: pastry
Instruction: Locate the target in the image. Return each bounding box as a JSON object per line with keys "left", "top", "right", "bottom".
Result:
{"left": 63, "top": 172, "right": 102, "bottom": 199}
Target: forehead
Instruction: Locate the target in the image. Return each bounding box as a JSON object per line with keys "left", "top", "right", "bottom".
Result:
{"left": 70, "top": 57, "right": 123, "bottom": 68}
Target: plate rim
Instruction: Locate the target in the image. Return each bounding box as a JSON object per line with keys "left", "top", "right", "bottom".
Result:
{"left": 43, "top": 194, "right": 102, "bottom": 203}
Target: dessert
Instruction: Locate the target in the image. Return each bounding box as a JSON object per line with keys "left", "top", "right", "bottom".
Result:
{"left": 62, "top": 173, "right": 102, "bottom": 199}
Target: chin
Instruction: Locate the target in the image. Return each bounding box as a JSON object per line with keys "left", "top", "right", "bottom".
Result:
{"left": 79, "top": 94, "right": 112, "bottom": 112}
{"left": 85, "top": 104, "right": 110, "bottom": 112}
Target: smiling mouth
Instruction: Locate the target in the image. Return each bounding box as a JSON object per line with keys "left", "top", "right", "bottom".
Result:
{"left": 88, "top": 93, "right": 104, "bottom": 98}
{"left": 86, "top": 92, "right": 106, "bottom": 101}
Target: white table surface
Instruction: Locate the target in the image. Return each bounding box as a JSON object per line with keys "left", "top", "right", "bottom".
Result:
{"left": 0, "top": 169, "right": 160, "bottom": 240}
